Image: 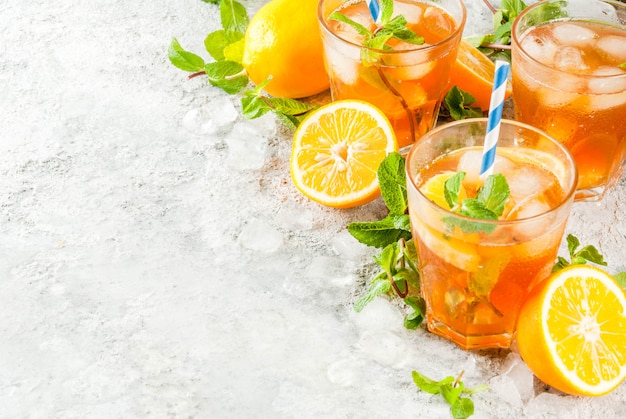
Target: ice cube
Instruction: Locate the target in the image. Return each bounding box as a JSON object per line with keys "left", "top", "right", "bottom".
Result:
{"left": 324, "top": 45, "right": 360, "bottom": 85}
{"left": 553, "top": 46, "right": 588, "bottom": 73}
{"left": 520, "top": 33, "right": 558, "bottom": 65}
{"left": 551, "top": 23, "right": 597, "bottom": 48}
{"left": 238, "top": 218, "right": 283, "bottom": 252}
{"left": 585, "top": 90, "right": 626, "bottom": 111}
{"left": 535, "top": 85, "right": 579, "bottom": 108}
{"left": 500, "top": 352, "right": 535, "bottom": 402}
{"left": 358, "top": 330, "right": 406, "bottom": 366}
{"left": 586, "top": 66, "right": 626, "bottom": 95}
{"left": 457, "top": 149, "right": 516, "bottom": 189}
{"left": 506, "top": 166, "right": 549, "bottom": 202}
{"left": 423, "top": 6, "right": 454, "bottom": 39}
{"left": 508, "top": 198, "right": 553, "bottom": 240}
{"left": 225, "top": 122, "right": 267, "bottom": 170}
{"left": 392, "top": 2, "right": 423, "bottom": 24}
{"left": 595, "top": 35, "right": 626, "bottom": 63}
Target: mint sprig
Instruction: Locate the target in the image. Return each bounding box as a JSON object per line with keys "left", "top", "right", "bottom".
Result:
{"left": 552, "top": 234, "right": 608, "bottom": 272}
{"left": 412, "top": 370, "right": 489, "bottom": 419}
{"left": 443, "top": 172, "right": 510, "bottom": 234}
{"left": 169, "top": 0, "right": 317, "bottom": 127}
{"left": 442, "top": 86, "right": 483, "bottom": 121}
{"left": 329, "top": 1, "right": 424, "bottom": 66}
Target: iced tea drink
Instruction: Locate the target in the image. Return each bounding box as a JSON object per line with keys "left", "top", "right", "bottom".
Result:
{"left": 511, "top": 0, "right": 626, "bottom": 201}
{"left": 406, "top": 119, "right": 577, "bottom": 350}
{"left": 317, "top": 0, "right": 466, "bottom": 148}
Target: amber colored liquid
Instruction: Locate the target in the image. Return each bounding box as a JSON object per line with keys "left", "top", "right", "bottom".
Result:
{"left": 512, "top": 20, "right": 626, "bottom": 196}
{"left": 323, "top": 0, "right": 460, "bottom": 148}
{"left": 409, "top": 147, "right": 568, "bottom": 349}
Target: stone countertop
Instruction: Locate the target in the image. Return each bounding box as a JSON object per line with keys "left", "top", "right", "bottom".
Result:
{"left": 1, "top": 0, "right": 625, "bottom": 418}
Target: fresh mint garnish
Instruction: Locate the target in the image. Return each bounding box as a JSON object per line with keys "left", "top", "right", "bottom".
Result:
{"left": 219, "top": 0, "right": 249, "bottom": 33}
{"left": 443, "top": 172, "right": 510, "bottom": 234}
{"left": 329, "top": 1, "right": 424, "bottom": 66}
{"left": 377, "top": 152, "right": 408, "bottom": 215}
{"left": 442, "top": 86, "right": 484, "bottom": 121}
{"left": 169, "top": 0, "right": 319, "bottom": 127}
{"left": 169, "top": 38, "right": 206, "bottom": 72}
{"left": 412, "top": 370, "right": 489, "bottom": 419}
{"left": 552, "top": 234, "right": 608, "bottom": 272}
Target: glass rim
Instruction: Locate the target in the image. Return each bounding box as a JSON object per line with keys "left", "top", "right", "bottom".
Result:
{"left": 511, "top": 0, "right": 626, "bottom": 80}
{"left": 405, "top": 118, "right": 579, "bottom": 227}
{"left": 317, "top": 0, "right": 467, "bottom": 55}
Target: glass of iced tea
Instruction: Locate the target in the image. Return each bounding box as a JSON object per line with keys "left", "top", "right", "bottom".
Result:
{"left": 317, "top": 0, "right": 466, "bottom": 149}
{"left": 405, "top": 118, "right": 577, "bottom": 350}
{"left": 511, "top": 0, "right": 626, "bottom": 201}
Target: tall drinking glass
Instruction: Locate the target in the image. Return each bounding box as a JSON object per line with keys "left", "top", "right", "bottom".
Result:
{"left": 317, "top": 0, "right": 466, "bottom": 149}
{"left": 511, "top": 0, "right": 626, "bottom": 201}
{"left": 406, "top": 119, "right": 577, "bottom": 350}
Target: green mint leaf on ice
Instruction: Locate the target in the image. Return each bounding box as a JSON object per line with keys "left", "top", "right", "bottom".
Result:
{"left": 412, "top": 371, "right": 487, "bottom": 419}
{"left": 476, "top": 173, "right": 509, "bottom": 217}
{"left": 403, "top": 296, "right": 426, "bottom": 329}
{"left": 220, "top": 0, "right": 249, "bottom": 33}
{"left": 168, "top": 38, "right": 206, "bottom": 72}
{"left": 552, "top": 234, "right": 608, "bottom": 272}
{"left": 444, "top": 171, "right": 465, "bottom": 209}
{"left": 205, "top": 61, "right": 248, "bottom": 94}
{"left": 443, "top": 172, "right": 509, "bottom": 234}
{"left": 329, "top": 2, "right": 424, "bottom": 67}
{"left": 354, "top": 272, "right": 391, "bottom": 312}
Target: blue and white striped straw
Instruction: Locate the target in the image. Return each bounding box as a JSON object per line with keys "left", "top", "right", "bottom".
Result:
{"left": 366, "top": 0, "right": 381, "bottom": 23}
{"left": 480, "top": 60, "right": 510, "bottom": 179}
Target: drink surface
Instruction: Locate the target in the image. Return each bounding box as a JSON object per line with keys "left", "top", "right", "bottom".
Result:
{"left": 512, "top": 19, "right": 626, "bottom": 195}
{"left": 410, "top": 146, "right": 568, "bottom": 349}
{"left": 322, "top": 0, "right": 460, "bottom": 148}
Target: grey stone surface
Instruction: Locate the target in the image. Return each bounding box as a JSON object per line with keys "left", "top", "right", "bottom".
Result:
{"left": 1, "top": 0, "right": 624, "bottom": 418}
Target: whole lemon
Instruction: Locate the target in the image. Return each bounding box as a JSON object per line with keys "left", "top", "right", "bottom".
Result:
{"left": 242, "top": 0, "right": 330, "bottom": 99}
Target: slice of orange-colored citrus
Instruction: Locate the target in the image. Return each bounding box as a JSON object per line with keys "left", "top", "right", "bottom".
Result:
{"left": 516, "top": 264, "right": 626, "bottom": 396}
{"left": 290, "top": 100, "right": 397, "bottom": 208}
{"left": 447, "top": 40, "right": 513, "bottom": 111}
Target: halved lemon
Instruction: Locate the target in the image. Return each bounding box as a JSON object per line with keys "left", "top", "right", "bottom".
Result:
{"left": 447, "top": 40, "right": 513, "bottom": 112}
{"left": 290, "top": 100, "right": 398, "bottom": 208}
{"left": 516, "top": 264, "right": 626, "bottom": 396}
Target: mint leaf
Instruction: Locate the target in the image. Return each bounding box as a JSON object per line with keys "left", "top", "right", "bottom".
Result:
{"left": 444, "top": 172, "right": 465, "bottom": 209}
{"left": 459, "top": 199, "right": 499, "bottom": 221}
{"left": 451, "top": 398, "right": 475, "bottom": 419}
{"left": 441, "top": 381, "right": 464, "bottom": 406}
{"left": 378, "top": 152, "right": 408, "bottom": 215}
{"left": 354, "top": 273, "right": 391, "bottom": 312}
{"left": 168, "top": 38, "right": 206, "bottom": 72}
{"left": 205, "top": 61, "right": 248, "bottom": 94}
{"left": 329, "top": 12, "right": 372, "bottom": 37}
{"left": 412, "top": 371, "right": 450, "bottom": 394}
{"left": 404, "top": 296, "right": 426, "bottom": 329}
{"left": 620, "top": 63, "right": 626, "bottom": 70}
{"left": 265, "top": 97, "right": 316, "bottom": 116}
{"left": 615, "top": 272, "right": 626, "bottom": 291}
{"left": 348, "top": 214, "right": 411, "bottom": 248}
{"left": 204, "top": 30, "right": 244, "bottom": 61}
{"left": 241, "top": 95, "right": 272, "bottom": 119}
{"left": 476, "top": 173, "right": 509, "bottom": 216}
{"left": 553, "top": 234, "right": 607, "bottom": 272}
{"left": 220, "top": 0, "right": 248, "bottom": 33}
{"left": 380, "top": 0, "right": 394, "bottom": 25}
{"left": 443, "top": 86, "right": 482, "bottom": 120}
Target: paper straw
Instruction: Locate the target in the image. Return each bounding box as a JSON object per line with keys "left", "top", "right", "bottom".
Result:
{"left": 366, "top": 0, "right": 381, "bottom": 22}
{"left": 480, "top": 60, "right": 510, "bottom": 179}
